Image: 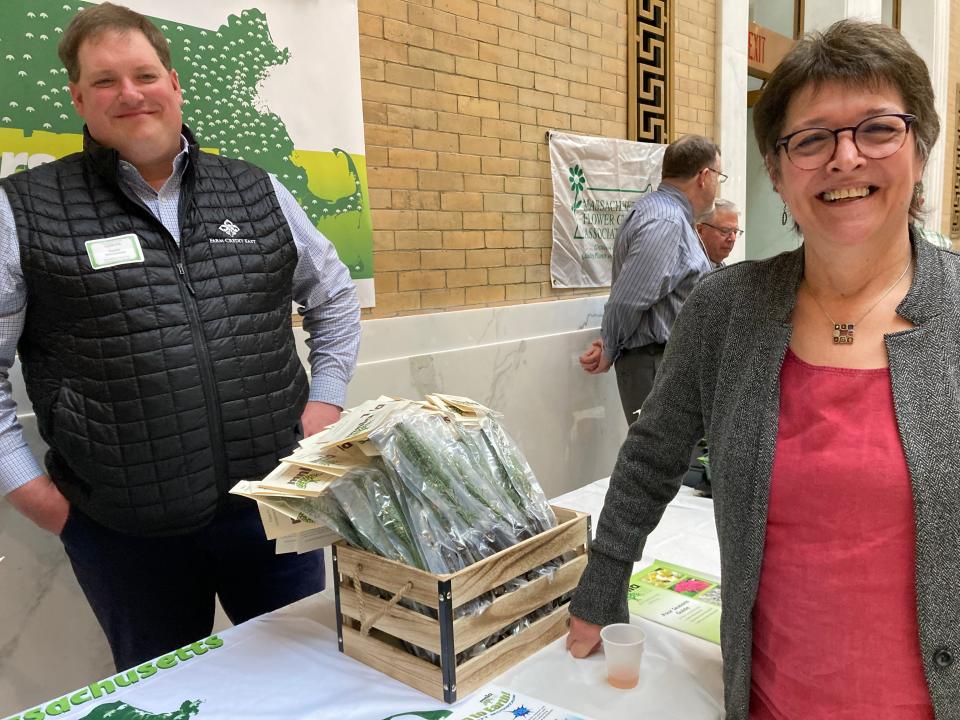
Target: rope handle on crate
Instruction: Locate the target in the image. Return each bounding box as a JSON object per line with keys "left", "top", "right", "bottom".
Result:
{"left": 351, "top": 563, "right": 415, "bottom": 636}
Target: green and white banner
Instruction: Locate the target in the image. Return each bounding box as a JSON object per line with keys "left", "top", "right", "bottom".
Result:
{"left": 0, "top": 0, "right": 375, "bottom": 306}
{"left": 2, "top": 617, "right": 586, "bottom": 720}
{"left": 2, "top": 602, "right": 455, "bottom": 720}
{"left": 549, "top": 132, "right": 665, "bottom": 288}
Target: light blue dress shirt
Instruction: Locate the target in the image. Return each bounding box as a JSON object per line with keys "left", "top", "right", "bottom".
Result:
{"left": 601, "top": 183, "right": 712, "bottom": 362}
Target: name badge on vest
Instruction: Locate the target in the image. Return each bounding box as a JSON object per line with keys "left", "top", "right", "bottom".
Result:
{"left": 85, "top": 234, "right": 144, "bottom": 270}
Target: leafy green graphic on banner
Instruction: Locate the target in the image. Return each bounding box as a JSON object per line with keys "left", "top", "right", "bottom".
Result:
{"left": 79, "top": 699, "right": 201, "bottom": 720}
{"left": 568, "top": 164, "right": 584, "bottom": 210}
{"left": 0, "top": 1, "right": 372, "bottom": 279}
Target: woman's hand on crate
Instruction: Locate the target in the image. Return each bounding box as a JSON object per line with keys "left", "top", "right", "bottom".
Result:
{"left": 565, "top": 615, "right": 602, "bottom": 657}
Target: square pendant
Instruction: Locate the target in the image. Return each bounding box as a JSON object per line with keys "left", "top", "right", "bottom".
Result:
{"left": 833, "top": 323, "right": 855, "bottom": 344}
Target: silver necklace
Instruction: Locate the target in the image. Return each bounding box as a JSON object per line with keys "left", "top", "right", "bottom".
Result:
{"left": 807, "top": 257, "right": 912, "bottom": 345}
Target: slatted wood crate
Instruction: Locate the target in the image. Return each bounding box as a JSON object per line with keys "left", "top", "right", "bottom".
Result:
{"left": 332, "top": 505, "right": 591, "bottom": 703}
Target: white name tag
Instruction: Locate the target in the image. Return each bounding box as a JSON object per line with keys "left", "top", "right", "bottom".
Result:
{"left": 85, "top": 234, "right": 144, "bottom": 270}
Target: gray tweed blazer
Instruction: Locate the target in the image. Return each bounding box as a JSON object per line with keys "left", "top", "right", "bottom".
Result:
{"left": 570, "top": 232, "right": 960, "bottom": 718}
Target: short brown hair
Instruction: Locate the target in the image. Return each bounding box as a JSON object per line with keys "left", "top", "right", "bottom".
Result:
{"left": 59, "top": 2, "right": 171, "bottom": 83}
{"left": 753, "top": 19, "right": 938, "bottom": 219}
{"left": 661, "top": 135, "right": 721, "bottom": 180}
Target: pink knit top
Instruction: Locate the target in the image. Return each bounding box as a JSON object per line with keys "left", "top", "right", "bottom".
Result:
{"left": 750, "top": 350, "right": 932, "bottom": 719}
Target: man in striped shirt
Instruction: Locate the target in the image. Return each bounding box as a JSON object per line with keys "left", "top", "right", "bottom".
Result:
{"left": 580, "top": 135, "right": 720, "bottom": 424}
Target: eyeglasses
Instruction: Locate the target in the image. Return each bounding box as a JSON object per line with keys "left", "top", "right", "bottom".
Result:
{"left": 775, "top": 113, "right": 917, "bottom": 170}
{"left": 705, "top": 167, "right": 728, "bottom": 184}
{"left": 700, "top": 223, "right": 743, "bottom": 238}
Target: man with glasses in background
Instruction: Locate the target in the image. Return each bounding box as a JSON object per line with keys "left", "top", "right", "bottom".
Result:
{"left": 580, "top": 134, "right": 721, "bottom": 425}
{"left": 696, "top": 199, "right": 742, "bottom": 268}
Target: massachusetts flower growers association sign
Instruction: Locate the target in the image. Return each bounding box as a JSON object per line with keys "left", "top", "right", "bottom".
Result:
{"left": 548, "top": 132, "right": 665, "bottom": 288}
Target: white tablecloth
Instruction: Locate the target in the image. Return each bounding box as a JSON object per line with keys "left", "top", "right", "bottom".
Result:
{"left": 5, "top": 481, "right": 723, "bottom": 720}
{"left": 524, "top": 481, "right": 724, "bottom": 719}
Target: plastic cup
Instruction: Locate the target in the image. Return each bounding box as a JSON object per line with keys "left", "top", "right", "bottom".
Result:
{"left": 601, "top": 623, "right": 645, "bottom": 689}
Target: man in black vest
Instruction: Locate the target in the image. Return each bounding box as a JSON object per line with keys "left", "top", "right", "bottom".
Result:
{"left": 0, "top": 3, "right": 361, "bottom": 670}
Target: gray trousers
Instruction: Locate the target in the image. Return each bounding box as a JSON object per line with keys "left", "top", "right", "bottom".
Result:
{"left": 613, "top": 343, "right": 665, "bottom": 425}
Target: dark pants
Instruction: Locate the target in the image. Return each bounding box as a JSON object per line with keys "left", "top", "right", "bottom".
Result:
{"left": 615, "top": 343, "right": 703, "bottom": 484}
{"left": 60, "top": 502, "right": 324, "bottom": 671}
{"left": 614, "top": 343, "right": 665, "bottom": 425}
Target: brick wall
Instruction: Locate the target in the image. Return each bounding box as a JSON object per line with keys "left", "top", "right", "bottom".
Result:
{"left": 359, "top": 0, "right": 715, "bottom": 317}
{"left": 673, "top": 0, "right": 716, "bottom": 138}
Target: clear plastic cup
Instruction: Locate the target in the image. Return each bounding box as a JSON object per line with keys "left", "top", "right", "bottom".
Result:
{"left": 601, "top": 623, "right": 645, "bottom": 689}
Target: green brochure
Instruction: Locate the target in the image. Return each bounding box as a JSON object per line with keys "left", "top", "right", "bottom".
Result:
{"left": 627, "top": 559, "right": 722, "bottom": 644}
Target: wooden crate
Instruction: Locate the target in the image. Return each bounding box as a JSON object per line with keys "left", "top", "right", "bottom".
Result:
{"left": 332, "top": 505, "right": 591, "bottom": 703}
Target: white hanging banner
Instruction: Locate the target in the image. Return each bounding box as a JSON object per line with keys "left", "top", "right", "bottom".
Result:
{"left": 549, "top": 132, "right": 666, "bottom": 288}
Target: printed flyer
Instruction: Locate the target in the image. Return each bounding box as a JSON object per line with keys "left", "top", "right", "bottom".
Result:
{"left": 447, "top": 686, "right": 594, "bottom": 720}
{"left": 627, "top": 559, "right": 722, "bottom": 644}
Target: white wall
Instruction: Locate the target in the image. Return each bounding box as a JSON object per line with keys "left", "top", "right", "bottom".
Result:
{"left": 745, "top": 108, "right": 800, "bottom": 260}
{"left": 743, "top": 0, "right": 801, "bottom": 261}
{"left": 804, "top": 0, "right": 881, "bottom": 27}
{"left": 899, "top": 0, "right": 951, "bottom": 234}
{"left": 718, "top": 0, "right": 749, "bottom": 264}
{"left": 749, "top": 0, "right": 796, "bottom": 36}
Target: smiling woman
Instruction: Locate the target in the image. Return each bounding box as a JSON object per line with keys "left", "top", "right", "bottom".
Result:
{"left": 766, "top": 80, "right": 921, "bottom": 355}
{"left": 739, "top": 20, "right": 943, "bottom": 716}
{"left": 752, "top": 20, "right": 938, "bottom": 366}
{"left": 567, "top": 19, "right": 960, "bottom": 720}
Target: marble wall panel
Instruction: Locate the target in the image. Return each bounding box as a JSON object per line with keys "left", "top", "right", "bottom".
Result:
{"left": 343, "top": 326, "right": 623, "bottom": 500}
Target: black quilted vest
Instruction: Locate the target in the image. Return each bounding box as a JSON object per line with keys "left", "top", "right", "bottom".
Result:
{"left": 3, "top": 127, "right": 309, "bottom": 537}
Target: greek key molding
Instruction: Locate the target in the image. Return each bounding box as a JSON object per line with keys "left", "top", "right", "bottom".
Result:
{"left": 952, "top": 84, "right": 960, "bottom": 240}
{"left": 632, "top": 0, "right": 670, "bottom": 143}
